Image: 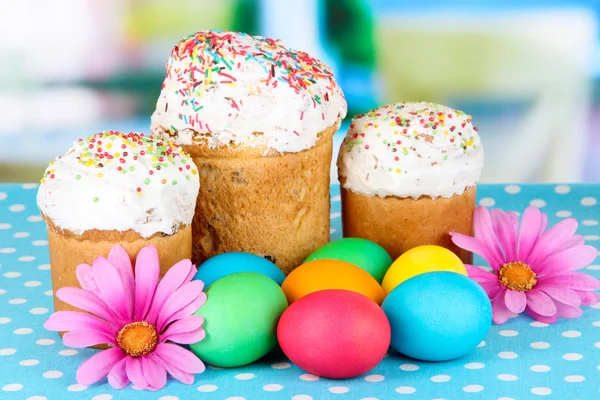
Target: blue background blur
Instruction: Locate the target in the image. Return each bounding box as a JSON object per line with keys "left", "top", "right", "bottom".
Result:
{"left": 0, "top": 0, "right": 599, "bottom": 182}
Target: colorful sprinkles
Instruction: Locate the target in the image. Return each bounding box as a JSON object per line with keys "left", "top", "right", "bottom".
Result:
{"left": 41, "top": 131, "right": 198, "bottom": 200}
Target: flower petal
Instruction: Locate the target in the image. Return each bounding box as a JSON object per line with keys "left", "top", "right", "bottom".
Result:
{"left": 525, "top": 306, "right": 558, "bottom": 324}
{"left": 134, "top": 246, "right": 160, "bottom": 321}
{"left": 56, "top": 288, "right": 118, "bottom": 323}
{"left": 63, "top": 329, "right": 116, "bottom": 348}
{"left": 473, "top": 207, "right": 506, "bottom": 265}
{"left": 76, "top": 263, "right": 99, "bottom": 295}
{"left": 491, "top": 289, "right": 511, "bottom": 324}
{"left": 536, "top": 246, "right": 597, "bottom": 277}
{"left": 92, "top": 257, "right": 130, "bottom": 322}
{"left": 152, "top": 354, "right": 194, "bottom": 385}
{"left": 535, "top": 284, "right": 581, "bottom": 307}
{"left": 517, "top": 207, "right": 544, "bottom": 261}
{"left": 44, "top": 311, "right": 117, "bottom": 336}
{"left": 504, "top": 290, "right": 526, "bottom": 313}
{"left": 490, "top": 209, "right": 517, "bottom": 261}
{"left": 156, "top": 281, "right": 206, "bottom": 332}
{"left": 465, "top": 265, "right": 498, "bottom": 282}
{"left": 163, "top": 327, "right": 206, "bottom": 345}
{"left": 556, "top": 302, "right": 583, "bottom": 319}
{"left": 575, "top": 290, "right": 598, "bottom": 306}
{"left": 450, "top": 233, "right": 502, "bottom": 270}
{"left": 526, "top": 289, "right": 557, "bottom": 316}
{"left": 478, "top": 281, "right": 503, "bottom": 299}
{"left": 557, "top": 234, "right": 585, "bottom": 252}
{"left": 542, "top": 272, "right": 600, "bottom": 291}
{"left": 107, "top": 357, "right": 129, "bottom": 389}
{"left": 76, "top": 347, "right": 125, "bottom": 386}
{"left": 160, "top": 315, "right": 204, "bottom": 339}
{"left": 154, "top": 343, "right": 205, "bottom": 374}
{"left": 126, "top": 356, "right": 148, "bottom": 390}
{"left": 146, "top": 259, "right": 196, "bottom": 326}
{"left": 527, "top": 218, "right": 579, "bottom": 266}
{"left": 141, "top": 356, "right": 167, "bottom": 390}
{"left": 108, "top": 245, "right": 135, "bottom": 318}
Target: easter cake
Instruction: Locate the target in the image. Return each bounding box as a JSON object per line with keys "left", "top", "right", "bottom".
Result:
{"left": 150, "top": 31, "right": 347, "bottom": 273}
{"left": 337, "top": 102, "right": 484, "bottom": 262}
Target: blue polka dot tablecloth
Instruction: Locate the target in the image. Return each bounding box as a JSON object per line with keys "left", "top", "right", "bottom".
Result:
{"left": 0, "top": 183, "right": 599, "bottom": 400}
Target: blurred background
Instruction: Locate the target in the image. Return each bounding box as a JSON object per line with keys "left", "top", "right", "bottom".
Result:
{"left": 1, "top": 0, "right": 599, "bottom": 183}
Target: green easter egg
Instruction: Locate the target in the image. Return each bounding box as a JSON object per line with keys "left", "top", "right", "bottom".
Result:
{"left": 304, "top": 238, "right": 392, "bottom": 283}
{"left": 190, "top": 272, "right": 288, "bottom": 367}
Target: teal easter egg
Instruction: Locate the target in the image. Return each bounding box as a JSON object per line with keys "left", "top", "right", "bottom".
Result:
{"left": 194, "top": 252, "right": 285, "bottom": 287}
{"left": 304, "top": 238, "right": 392, "bottom": 283}
{"left": 382, "top": 272, "right": 492, "bottom": 361}
{"left": 190, "top": 272, "right": 288, "bottom": 367}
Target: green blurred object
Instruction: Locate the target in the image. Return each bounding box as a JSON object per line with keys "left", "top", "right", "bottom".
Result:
{"left": 304, "top": 238, "right": 393, "bottom": 283}
{"left": 190, "top": 272, "right": 288, "bottom": 368}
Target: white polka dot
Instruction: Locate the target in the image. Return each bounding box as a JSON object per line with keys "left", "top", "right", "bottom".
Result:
{"left": 479, "top": 198, "right": 495, "bottom": 207}
{"left": 497, "top": 398, "right": 515, "bottom": 400}
{"left": 478, "top": 340, "right": 486, "bottom": 347}
{"left": 530, "top": 199, "right": 546, "bottom": 208}
{"left": 13, "top": 328, "right": 32, "bottom": 335}
{"left": 530, "top": 321, "right": 549, "bottom": 328}
{"left": 234, "top": 373, "right": 254, "bottom": 380}
{"left": 583, "top": 220, "right": 599, "bottom": 227}
{"left": 497, "top": 374, "right": 518, "bottom": 381}
{"left": 158, "top": 397, "right": 179, "bottom": 400}
{"left": 292, "top": 396, "right": 312, "bottom": 400}
{"left": 13, "top": 232, "right": 30, "bottom": 238}
{"left": 594, "top": 342, "right": 600, "bottom": 348}
{"left": 2, "top": 384, "right": 22, "bottom": 391}
{"left": 556, "top": 210, "right": 572, "bottom": 218}
{"left": 22, "top": 183, "right": 38, "bottom": 189}
{"left": 32, "top": 240, "right": 48, "bottom": 246}
{"left": 24, "top": 281, "right": 41, "bottom": 287}
{"left": 463, "top": 385, "right": 484, "bottom": 393}
{"left": 36, "top": 339, "right": 55, "bottom": 346}
{"left": 330, "top": 212, "right": 341, "bottom": 219}
{"left": 92, "top": 395, "right": 113, "bottom": 400}
{"left": 592, "top": 303, "right": 600, "bottom": 309}
{"left": 43, "top": 290, "right": 52, "bottom": 296}
{"left": 67, "top": 384, "right": 87, "bottom": 392}
{"left": 0, "top": 248, "right": 16, "bottom": 254}
{"left": 531, "top": 342, "right": 550, "bottom": 349}
{"left": 395, "top": 387, "right": 416, "bottom": 394}
{"left": 225, "top": 397, "right": 245, "bottom": 400}
{"left": 585, "top": 235, "right": 599, "bottom": 241}
{"left": 43, "top": 370, "right": 63, "bottom": 379}
{"left": 19, "top": 256, "right": 35, "bottom": 262}
{"left": 588, "top": 265, "right": 600, "bottom": 270}
{"left": 564, "top": 375, "right": 585, "bottom": 383}
{"left": 29, "top": 308, "right": 48, "bottom": 315}
{"left": 0, "top": 193, "right": 6, "bottom": 200}
{"left": 562, "top": 330, "right": 581, "bottom": 338}
{"left": 197, "top": 385, "right": 218, "bottom": 392}
{"left": 9, "top": 204, "right": 25, "bottom": 212}
{"left": 399, "top": 364, "right": 419, "bottom": 371}
{"left": 0, "top": 317, "right": 11, "bottom": 324}
{"left": 499, "top": 330, "right": 518, "bottom": 337}
{"left": 0, "top": 290, "right": 5, "bottom": 295}
{"left": 27, "top": 396, "right": 47, "bottom": 400}
{"left": 58, "top": 349, "right": 78, "bottom": 356}
{"left": 299, "top": 374, "right": 319, "bottom": 381}
{"left": 0, "top": 348, "right": 16, "bottom": 355}
{"left": 365, "top": 374, "right": 385, "bottom": 382}
{"left": 330, "top": 228, "right": 336, "bottom": 234}
{"left": 37, "top": 264, "right": 50, "bottom": 270}
{"left": 430, "top": 375, "right": 451, "bottom": 383}
{"left": 263, "top": 384, "right": 283, "bottom": 392}
{"left": 530, "top": 365, "right": 551, "bottom": 372}
{"left": 464, "top": 362, "right": 485, "bottom": 369}
{"left": 581, "top": 197, "right": 597, "bottom": 206}
{"left": 20, "top": 359, "right": 39, "bottom": 366}
{"left": 331, "top": 194, "right": 341, "bottom": 201}
{"left": 27, "top": 215, "right": 43, "bottom": 222}
{"left": 592, "top": 320, "right": 600, "bottom": 327}
{"left": 4, "top": 272, "right": 21, "bottom": 278}
{"left": 531, "top": 387, "right": 552, "bottom": 396}
{"left": 504, "top": 185, "right": 521, "bottom": 194}
{"left": 498, "top": 351, "right": 518, "bottom": 359}
{"left": 563, "top": 353, "right": 583, "bottom": 361}
{"left": 329, "top": 387, "right": 350, "bottom": 394}
{"left": 555, "top": 185, "right": 571, "bottom": 194}
{"left": 271, "top": 362, "right": 291, "bottom": 369}
{"left": 360, "top": 398, "right": 379, "bottom": 400}
{"left": 0, "top": 223, "right": 11, "bottom": 230}
{"left": 9, "top": 298, "right": 27, "bottom": 304}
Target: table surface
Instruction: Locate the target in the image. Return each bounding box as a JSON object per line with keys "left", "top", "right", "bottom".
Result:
{"left": 0, "top": 183, "right": 598, "bottom": 400}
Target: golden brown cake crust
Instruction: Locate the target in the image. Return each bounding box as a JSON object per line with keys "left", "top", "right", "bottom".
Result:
{"left": 341, "top": 186, "right": 476, "bottom": 263}
{"left": 157, "top": 122, "right": 340, "bottom": 274}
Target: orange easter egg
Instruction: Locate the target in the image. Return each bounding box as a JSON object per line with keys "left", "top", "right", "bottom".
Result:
{"left": 282, "top": 260, "right": 385, "bottom": 305}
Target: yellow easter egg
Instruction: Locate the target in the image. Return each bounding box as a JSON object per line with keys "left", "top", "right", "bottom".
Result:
{"left": 282, "top": 259, "right": 385, "bottom": 305}
{"left": 382, "top": 245, "right": 467, "bottom": 295}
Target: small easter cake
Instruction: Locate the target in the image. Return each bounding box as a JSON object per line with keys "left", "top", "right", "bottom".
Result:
{"left": 150, "top": 31, "right": 347, "bottom": 273}
{"left": 37, "top": 131, "right": 199, "bottom": 313}
{"left": 337, "top": 102, "right": 484, "bottom": 262}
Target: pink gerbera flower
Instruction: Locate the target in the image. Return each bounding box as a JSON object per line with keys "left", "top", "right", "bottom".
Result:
{"left": 451, "top": 206, "right": 600, "bottom": 324}
{"left": 44, "top": 245, "right": 207, "bottom": 390}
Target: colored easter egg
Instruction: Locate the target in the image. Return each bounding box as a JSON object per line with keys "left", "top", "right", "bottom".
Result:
{"left": 278, "top": 289, "right": 391, "bottom": 379}
{"left": 304, "top": 238, "right": 392, "bottom": 283}
{"left": 190, "top": 272, "right": 288, "bottom": 367}
{"left": 382, "top": 245, "right": 467, "bottom": 295}
{"left": 382, "top": 272, "right": 492, "bottom": 361}
{"left": 282, "top": 259, "right": 385, "bottom": 305}
{"left": 194, "top": 252, "right": 285, "bottom": 287}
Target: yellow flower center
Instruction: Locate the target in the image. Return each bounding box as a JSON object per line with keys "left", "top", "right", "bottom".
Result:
{"left": 498, "top": 261, "right": 537, "bottom": 292}
{"left": 116, "top": 321, "right": 158, "bottom": 357}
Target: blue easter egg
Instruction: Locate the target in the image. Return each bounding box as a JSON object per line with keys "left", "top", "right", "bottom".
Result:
{"left": 194, "top": 252, "right": 286, "bottom": 287}
{"left": 382, "top": 271, "right": 492, "bottom": 361}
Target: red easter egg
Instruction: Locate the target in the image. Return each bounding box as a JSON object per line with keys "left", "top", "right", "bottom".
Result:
{"left": 277, "top": 289, "right": 391, "bottom": 379}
